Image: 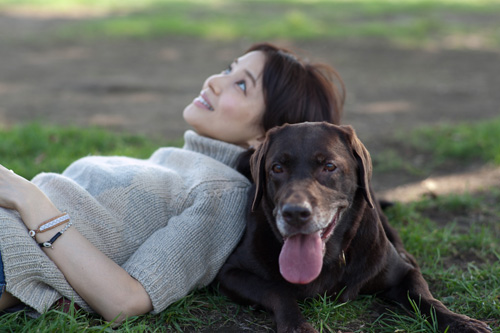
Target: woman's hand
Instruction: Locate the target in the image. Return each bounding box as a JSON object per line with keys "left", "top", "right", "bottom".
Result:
{"left": 0, "top": 164, "right": 35, "bottom": 211}
{"left": 0, "top": 164, "right": 60, "bottom": 229}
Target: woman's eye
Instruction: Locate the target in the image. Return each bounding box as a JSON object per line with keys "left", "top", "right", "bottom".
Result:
{"left": 323, "top": 162, "right": 336, "bottom": 172}
{"left": 236, "top": 80, "right": 246, "bottom": 93}
{"left": 271, "top": 164, "right": 284, "bottom": 174}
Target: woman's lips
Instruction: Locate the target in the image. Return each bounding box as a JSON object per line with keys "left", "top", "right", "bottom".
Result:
{"left": 194, "top": 92, "right": 214, "bottom": 111}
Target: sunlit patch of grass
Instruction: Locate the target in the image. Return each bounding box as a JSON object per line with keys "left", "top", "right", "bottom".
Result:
{"left": 1, "top": 0, "right": 499, "bottom": 48}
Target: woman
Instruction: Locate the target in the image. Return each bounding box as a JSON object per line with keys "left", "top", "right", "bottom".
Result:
{"left": 0, "top": 43, "right": 344, "bottom": 322}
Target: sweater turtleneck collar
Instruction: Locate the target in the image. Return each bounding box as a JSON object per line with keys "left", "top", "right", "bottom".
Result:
{"left": 183, "top": 130, "right": 247, "bottom": 170}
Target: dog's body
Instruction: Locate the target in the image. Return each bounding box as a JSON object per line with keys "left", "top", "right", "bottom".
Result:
{"left": 216, "top": 122, "right": 490, "bottom": 333}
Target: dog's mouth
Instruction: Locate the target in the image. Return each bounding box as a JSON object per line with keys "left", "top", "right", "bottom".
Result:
{"left": 320, "top": 209, "right": 339, "bottom": 242}
{"left": 279, "top": 208, "right": 342, "bottom": 285}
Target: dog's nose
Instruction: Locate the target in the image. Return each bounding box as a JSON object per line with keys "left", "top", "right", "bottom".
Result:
{"left": 282, "top": 203, "right": 312, "bottom": 225}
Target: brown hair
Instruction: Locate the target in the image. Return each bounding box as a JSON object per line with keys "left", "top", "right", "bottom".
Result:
{"left": 246, "top": 42, "right": 345, "bottom": 130}
{"left": 237, "top": 43, "right": 345, "bottom": 179}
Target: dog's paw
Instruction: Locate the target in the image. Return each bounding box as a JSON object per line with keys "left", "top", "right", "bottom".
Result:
{"left": 445, "top": 316, "right": 492, "bottom": 333}
{"left": 278, "top": 322, "right": 317, "bottom": 333}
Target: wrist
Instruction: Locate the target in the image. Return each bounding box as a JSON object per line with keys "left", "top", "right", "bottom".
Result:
{"left": 16, "top": 184, "right": 61, "bottom": 230}
{"left": 34, "top": 218, "right": 73, "bottom": 249}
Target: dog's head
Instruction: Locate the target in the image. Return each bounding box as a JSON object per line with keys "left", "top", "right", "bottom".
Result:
{"left": 250, "top": 122, "right": 374, "bottom": 284}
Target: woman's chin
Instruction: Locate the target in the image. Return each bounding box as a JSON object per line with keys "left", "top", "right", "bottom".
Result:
{"left": 182, "top": 104, "right": 198, "bottom": 125}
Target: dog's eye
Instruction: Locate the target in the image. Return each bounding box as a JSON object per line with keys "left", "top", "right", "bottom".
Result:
{"left": 271, "top": 164, "right": 284, "bottom": 174}
{"left": 323, "top": 162, "right": 337, "bottom": 172}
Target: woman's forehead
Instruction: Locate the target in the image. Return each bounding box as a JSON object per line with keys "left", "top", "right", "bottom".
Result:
{"left": 234, "top": 51, "right": 266, "bottom": 70}
{"left": 235, "top": 51, "right": 265, "bottom": 76}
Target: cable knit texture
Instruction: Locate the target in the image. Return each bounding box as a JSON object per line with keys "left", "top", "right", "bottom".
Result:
{"left": 0, "top": 131, "right": 250, "bottom": 314}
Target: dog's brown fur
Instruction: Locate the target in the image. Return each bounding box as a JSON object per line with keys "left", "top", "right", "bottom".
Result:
{"left": 216, "top": 122, "right": 490, "bottom": 333}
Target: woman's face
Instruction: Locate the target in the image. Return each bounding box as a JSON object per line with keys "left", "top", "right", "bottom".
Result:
{"left": 183, "top": 51, "right": 266, "bottom": 148}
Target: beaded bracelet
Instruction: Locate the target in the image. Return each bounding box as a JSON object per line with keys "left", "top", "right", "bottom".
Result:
{"left": 39, "top": 221, "right": 73, "bottom": 249}
{"left": 29, "top": 213, "right": 70, "bottom": 238}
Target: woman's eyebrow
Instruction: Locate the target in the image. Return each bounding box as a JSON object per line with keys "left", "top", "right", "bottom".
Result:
{"left": 245, "top": 70, "right": 257, "bottom": 87}
{"left": 234, "top": 58, "right": 257, "bottom": 87}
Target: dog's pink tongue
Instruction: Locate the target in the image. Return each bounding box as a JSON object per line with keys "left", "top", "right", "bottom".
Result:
{"left": 279, "top": 231, "right": 323, "bottom": 284}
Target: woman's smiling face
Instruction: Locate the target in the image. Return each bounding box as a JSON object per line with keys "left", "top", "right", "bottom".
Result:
{"left": 183, "top": 51, "right": 266, "bottom": 148}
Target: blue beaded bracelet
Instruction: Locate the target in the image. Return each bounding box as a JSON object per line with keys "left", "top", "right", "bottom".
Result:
{"left": 39, "top": 221, "right": 73, "bottom": 249}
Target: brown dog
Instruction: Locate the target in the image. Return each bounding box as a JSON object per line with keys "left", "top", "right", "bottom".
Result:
{"left": 216, "top": 122, "right": 491, "bottom": 333}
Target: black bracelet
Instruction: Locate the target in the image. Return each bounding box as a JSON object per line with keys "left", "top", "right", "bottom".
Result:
{"left": 39, "top": 222, "right": 72, "bottom": 249}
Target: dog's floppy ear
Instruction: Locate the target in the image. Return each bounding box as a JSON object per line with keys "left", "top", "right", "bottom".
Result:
{"left": 250, "top": 135, "right": 271, "bottom": 211}
{"left": 339, "top": 125, "right": 374, "bottom": 209}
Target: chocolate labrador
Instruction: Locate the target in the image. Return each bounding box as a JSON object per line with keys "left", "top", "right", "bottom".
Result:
{"left": 216, "top": 122, "right": 490, "bottom": 333}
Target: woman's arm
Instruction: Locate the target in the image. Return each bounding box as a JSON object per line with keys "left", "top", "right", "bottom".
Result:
{"left": 0, "top": 165, "right": 152, "bottom": 322}
{"left": 121, "top": 182, "right": 249, "bottom": 313}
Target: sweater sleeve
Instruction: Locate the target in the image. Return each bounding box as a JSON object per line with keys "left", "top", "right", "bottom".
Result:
{"left": 121, "top": 182, "right": 249, "bottom": 313}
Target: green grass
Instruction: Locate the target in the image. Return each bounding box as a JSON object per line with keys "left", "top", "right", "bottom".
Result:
{"left": 409, "top": 117, "right": 500, "bottom": 165}
{"left": 373, "top": 116, "right": 500, "bottom": 175}
{"left": 382, "top": 194, "right": 500, "bottom": 332}
{"left": 0, "top": 123, "right": 181, "bottom": 180}
{"left": 1, "top": 122, "right": 499, "bottom": 332}
{"left": 1, "top": 0, "right": 499, "bottom": 48}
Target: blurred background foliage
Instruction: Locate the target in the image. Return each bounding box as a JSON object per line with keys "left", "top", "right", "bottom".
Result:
{"left": 0, "top": 0, "right": 499, "bottom": 49}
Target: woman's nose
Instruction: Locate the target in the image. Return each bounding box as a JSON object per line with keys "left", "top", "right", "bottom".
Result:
{"left": 206, "top": 74, "right": 223, "bottom": 95}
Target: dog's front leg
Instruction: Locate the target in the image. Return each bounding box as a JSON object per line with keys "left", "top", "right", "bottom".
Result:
{"left": 383, "top": 263, "right": 491, "bottom": 333}
{"left": 217, "top": 265, "right": 317, "bottom": 333}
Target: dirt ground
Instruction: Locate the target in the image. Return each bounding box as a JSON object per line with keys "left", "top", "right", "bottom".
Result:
{"left": 1, "top": 13, "right": 499, "bottom": 199}
{"left": 2, "top": 11, "right": 500, "bottom": 199}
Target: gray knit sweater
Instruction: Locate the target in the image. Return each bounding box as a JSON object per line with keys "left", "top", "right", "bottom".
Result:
{"left": 0, "top": 130, "right": 250, "bottom": 314}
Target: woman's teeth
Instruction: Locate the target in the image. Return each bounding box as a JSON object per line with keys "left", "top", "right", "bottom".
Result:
{"left": 199, "top": 95, "right": 214, "bottom": 111}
